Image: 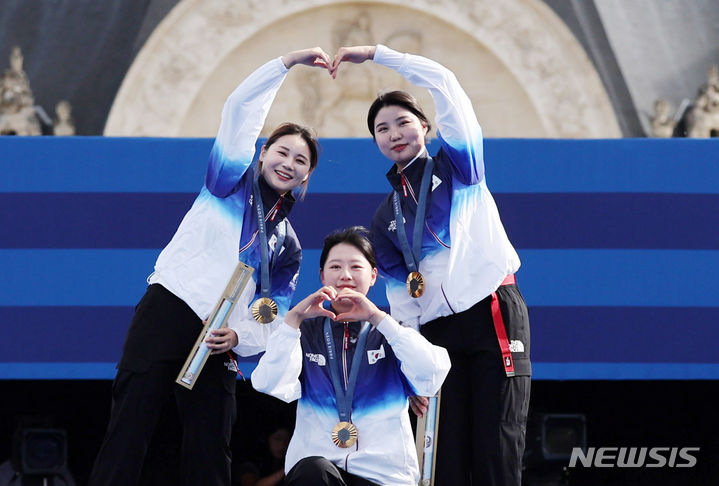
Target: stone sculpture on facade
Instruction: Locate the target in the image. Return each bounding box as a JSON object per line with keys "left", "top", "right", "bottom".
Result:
{"left": 0, "top": 46, "right": 41, "bottom": 135}
{"left": 53, "top": 100, "right": 75, "bottom": 136}
{"left": 649, "top": 98, "right": 677, "bottom": 137}
{"left": 684, "top": 65, "right": 719, "bottom": 138}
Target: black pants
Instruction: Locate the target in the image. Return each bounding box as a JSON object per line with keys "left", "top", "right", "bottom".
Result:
{"left": 88, "top": 285, "right": 238, "bottom": 486}
{"left": 284, "top": 457, "right": 379, "bottom": 486}
{"left": 421, "top": 283, "right": 531, "bottom": 486}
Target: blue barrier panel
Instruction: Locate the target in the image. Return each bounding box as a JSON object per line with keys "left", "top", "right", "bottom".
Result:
{"left": 1, "top": 137, "right": 717, "bottom": 380}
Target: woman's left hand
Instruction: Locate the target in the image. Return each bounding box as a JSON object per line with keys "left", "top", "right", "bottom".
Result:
{"left": 206, "top": 327, "right": 239, "bottom": 354}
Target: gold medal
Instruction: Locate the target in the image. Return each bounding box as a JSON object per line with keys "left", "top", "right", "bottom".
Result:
{"left": 331, "top": 421, "right": 358, "bottom": 448}
{"left": 406, "top": 271, "right": 425, "bottom": 298}
{"left": 251, "top": 297, "right": 278, "bottom": 323}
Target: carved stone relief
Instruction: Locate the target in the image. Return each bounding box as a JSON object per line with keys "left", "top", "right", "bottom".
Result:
{"left": 104, "top": 0, "right": 620, "bottom": 138}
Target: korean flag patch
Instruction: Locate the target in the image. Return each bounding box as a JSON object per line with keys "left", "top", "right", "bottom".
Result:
{"left": 367, "top": 344, "right": 386, "bottom": 365}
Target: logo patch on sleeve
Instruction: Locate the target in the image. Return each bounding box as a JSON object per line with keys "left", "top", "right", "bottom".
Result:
{"left": 509, "top": 340, "right": 525, "bottom": 353}
{"left": 305, "top": 352, "right": 326, "bottom": 366}
{"left": 367, "top": 344, "right": 386, "bottom": 365}
{"left": 224, "top": 359, "right": 238, "bottom": 373}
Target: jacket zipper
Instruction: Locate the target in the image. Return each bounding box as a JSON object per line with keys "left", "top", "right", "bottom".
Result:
{"left": 342, "top": 323, "right": 349, "bottom": 388}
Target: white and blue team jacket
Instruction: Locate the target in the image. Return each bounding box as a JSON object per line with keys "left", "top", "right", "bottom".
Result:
{"left": 251, "top": 315, "right": 450, "bottom": 486}
{"left": 369, "top": 44, "right": 521, "bottom": 329}
{"left": 148, "top": 57, "right": 302, "bottom": 357}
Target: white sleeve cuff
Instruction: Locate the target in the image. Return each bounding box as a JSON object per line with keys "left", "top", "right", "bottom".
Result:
{"left": 376, "top": 314, "right": 402, "bottom": 343}
{"left": 274, "top": 56, "right": 290, "bottom": 74}
{"left": 374, "top": 44, "right": 404, "bottom": 70}
{"left": 278, "top": 320, "right": 301, "bottom": 338}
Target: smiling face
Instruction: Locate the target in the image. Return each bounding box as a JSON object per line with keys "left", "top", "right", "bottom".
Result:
{"left": 320, "top": 242, "right": 378, "bottom": 298}
{"left": 259, "top": 133, "right": 312, "bottom": 194}
{"left": 373, "top": 105, "right": 429, "bottom": 170}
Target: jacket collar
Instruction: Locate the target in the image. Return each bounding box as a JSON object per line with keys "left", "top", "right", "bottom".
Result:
{"left": 257, "top": 173, "right": 295, "bottom": 227}
{"left": 385, "top": 151, "right": 430, "bottom": 194}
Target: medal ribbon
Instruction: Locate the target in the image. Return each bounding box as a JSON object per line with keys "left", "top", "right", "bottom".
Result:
{"left": 392, "top": 157, "right": 435, "bottom": 274}
{"left": 323, "top": 318, "right": 371, "bottom": 422}
{"left": 252, "top": 177, "right": 280, "bottom": 299}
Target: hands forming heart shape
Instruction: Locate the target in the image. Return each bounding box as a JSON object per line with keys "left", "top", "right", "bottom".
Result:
{"left": 284, "top": 284, "right": 386, "bottom": 330}
{"left": 297, "top": 286, "right": 366, "bottom": 322}
{"left": 281, "top": 45, "right": 378, "bottom": 79}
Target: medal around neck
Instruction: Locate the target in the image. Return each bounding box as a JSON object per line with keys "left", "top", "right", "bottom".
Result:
{"left": 176, "top": 261, "right": 254, "bottom": 389}
{"left": 392, "top": 157, "right": 435, "bottom": 300}
{"left": 251, "top": 297, "right": 278, "bottom": 323}
{"left": 332, "top": 421, "right": 358, "bottom": 448}
{"left": 323, "top": 318, "right": 371, "bottom": 450}
{"left": 406, "top": 271, "right": 425, "bottom": 298}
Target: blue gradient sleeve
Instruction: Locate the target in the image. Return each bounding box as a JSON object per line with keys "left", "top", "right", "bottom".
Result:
{"left": 374, "top": 44, "right": 484, "bottom": 185}
{"left": 205, "top": 57, "right": 289, "bottom": 197}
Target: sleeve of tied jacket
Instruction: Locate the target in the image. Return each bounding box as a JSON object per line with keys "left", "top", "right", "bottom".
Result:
{"left": 251, "top": 322, "right": 304, "bottom": 403}
{"left": 376, "top": 315, "right": 450, "bottom": 396}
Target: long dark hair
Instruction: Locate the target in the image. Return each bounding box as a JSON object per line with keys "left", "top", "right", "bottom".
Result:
{"left": 262, "top": 122, "right": 320, "bottom": 199}
{"left": 319, "top": 226, "right": 377, "bottom": 270}
{"left": 366, "top": 90, "right": 432, "bottom": 139}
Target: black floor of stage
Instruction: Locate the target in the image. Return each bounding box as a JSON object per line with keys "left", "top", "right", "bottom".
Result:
{"left": 0, "top": 380, "right": 717, "bottom": 486}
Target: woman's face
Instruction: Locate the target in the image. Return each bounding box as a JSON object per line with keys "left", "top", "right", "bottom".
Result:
{"left": 320, "top": 242, "right": 377, "bottom": 297}
{"left": 260, "top": 134, "right": 312, "bottom": 194}
{"left": 267, "top": 428, "right": 290, "bottom": 460}
{"left": 373, "top": 105, "right": 428, "bottom": 169}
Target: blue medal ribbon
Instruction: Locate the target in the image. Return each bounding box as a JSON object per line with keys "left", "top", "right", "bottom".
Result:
{"left": 323, "top": 318, "right": 371, "bottom": 422}
{"left": 252, "top": 177, "right": 275, "bottom": 299}
{"left": 392, "top": 156, "right": 435, "bottom": 273}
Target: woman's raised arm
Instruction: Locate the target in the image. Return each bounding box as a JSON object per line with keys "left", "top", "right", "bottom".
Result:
{"left": 206, "top": 48, "right": 331, "bottom": 196}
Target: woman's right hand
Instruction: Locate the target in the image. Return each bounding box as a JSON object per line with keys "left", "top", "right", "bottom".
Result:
{"left": 409, "top": 395, "right": 430, "bottom": 418}
{"left": 284, "top": 286, "right": 337, "bottom": 329}
{"left": 281, "top": 47, "right": 333, "bottom": 72}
